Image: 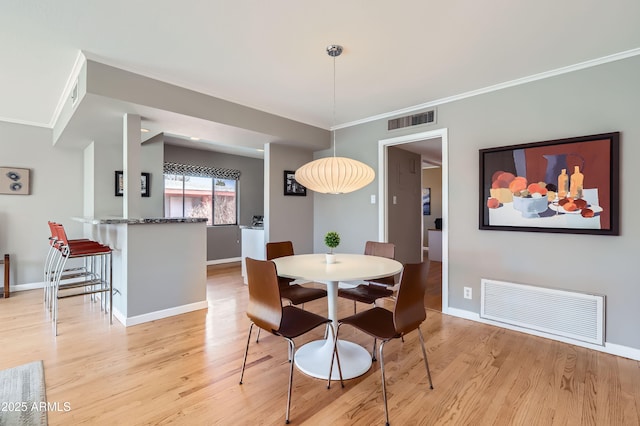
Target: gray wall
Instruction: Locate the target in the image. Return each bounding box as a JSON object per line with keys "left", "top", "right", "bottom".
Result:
{"left": 140, "top": 135, "right": 165, "bottom": 218}
{"left": 387, "top": 146, "right": 422, "bottom": 264}
{"left": 265, "top": 144, "right": 314, "bottom": 254}
{"left": 83, "top": 132, "right": 164, "bottom": 220}
{"left": 84, "top": 60, "right": 329, "bottom": 150}
{"left": 0, "top": 122, "right": 85, "bottom": 284}
{"left": 84, "top": 140, "right": 124, "bottom": 217}
{"left": 312, "top": 127, "right": 380, "bottom": 255}
{"left": 164, "top": 144, "right": 264, "bottom": 261}
{"left": 314, "top": 55, "right": 640, "bottom": 350}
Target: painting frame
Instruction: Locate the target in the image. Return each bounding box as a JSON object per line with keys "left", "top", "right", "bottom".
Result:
{"left": 115, "top": 171, "right": 151, "bottom": 197}
{"left": 479, "top": 132, "right": 619, "bottom": 235}
{"left": 0, "top": 167, "right": 30, "bottom": 195}
{"left": 422, "top": 187, "right": 431, "bottom": 216}
{"left": 283, "top": 170, "right": 307, "bottom": 196}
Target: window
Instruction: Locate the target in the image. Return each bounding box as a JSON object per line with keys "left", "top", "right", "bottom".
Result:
{"left": 213, "top": 179, "right": 237, "bottom": 225}
{"left": 163, "top": 163, "right": 240, "bottom": 226}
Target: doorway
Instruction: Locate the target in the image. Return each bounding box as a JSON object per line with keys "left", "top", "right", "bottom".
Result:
{"left": 378, "top": 128, "right": 448, "bottom": 314}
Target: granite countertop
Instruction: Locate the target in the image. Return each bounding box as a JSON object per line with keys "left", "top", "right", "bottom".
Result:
{"left": 239, "top": 225, "right": 264, "bottom": 230}
{"left": 72, "top": 217, "right": 208, "bottom": 225}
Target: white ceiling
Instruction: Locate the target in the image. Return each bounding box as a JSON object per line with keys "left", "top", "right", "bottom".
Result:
{"left": 3, "top": 1, "right": 640, "bottom": 155}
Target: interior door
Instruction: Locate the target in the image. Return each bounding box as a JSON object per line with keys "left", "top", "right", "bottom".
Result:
{"left": 386, "top": 146, "right": 422, "bottom": 264}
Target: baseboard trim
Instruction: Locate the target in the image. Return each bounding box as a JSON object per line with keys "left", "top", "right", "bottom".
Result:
{"left": 207, "top": 257, "right": 241, "bottom": 265}
{"left": 12, "top": 281, "right": 46, "bottom": 292}
{"left": 114, "top": 300, "right": 209, "bottom": 327}
{"left": 445, "top": 307, "right": 640, "bottom": 361}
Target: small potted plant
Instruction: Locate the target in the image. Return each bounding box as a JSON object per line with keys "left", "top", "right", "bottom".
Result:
{"left": 324, "top": 231, "right": 340, "bottom": 264}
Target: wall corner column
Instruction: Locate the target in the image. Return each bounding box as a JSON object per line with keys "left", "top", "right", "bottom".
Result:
{"left": 123, "top": 114, "right": 141, "bottom": 218}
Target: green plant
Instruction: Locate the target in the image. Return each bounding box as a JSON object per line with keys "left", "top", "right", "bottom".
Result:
{"left": 324, "top": 231, "right": 340, "bottom": 253}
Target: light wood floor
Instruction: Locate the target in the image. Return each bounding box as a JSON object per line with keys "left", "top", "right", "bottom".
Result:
{"left": 424, "top": 259, "right": 442, "bottom": 312}
{"left": 1, "top": 262, "right": 638, "bottom": 425}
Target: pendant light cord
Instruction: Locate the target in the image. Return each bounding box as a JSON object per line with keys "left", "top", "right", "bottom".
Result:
{"left": 293, "top": 44, "right": 375, "bottom": 194}
{"left": 332, "top": 52, "right": 337, "bottom": 158}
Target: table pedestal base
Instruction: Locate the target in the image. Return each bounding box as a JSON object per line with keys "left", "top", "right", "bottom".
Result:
{"left": 295, "top": 338, "right": 372, "bottom": 380}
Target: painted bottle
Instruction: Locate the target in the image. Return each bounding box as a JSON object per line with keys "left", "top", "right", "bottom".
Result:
{"left": 557, "top": 168, "right": 568, "bottom": 199}
{"left": 570, "top": 165, "right": 584, "bottom": 199}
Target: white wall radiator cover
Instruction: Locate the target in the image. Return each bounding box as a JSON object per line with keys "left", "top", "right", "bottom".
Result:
{"left": 481, "top": 279, "right": 605, "bottom": 346}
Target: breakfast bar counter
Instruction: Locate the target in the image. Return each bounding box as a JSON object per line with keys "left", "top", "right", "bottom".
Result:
{"left": 73, "top": 217, "right": 208, "bottom": 327}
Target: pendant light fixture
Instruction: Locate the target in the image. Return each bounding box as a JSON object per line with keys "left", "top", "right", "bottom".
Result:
{"left": 295, "top": 45, "right": 375, "bottom": 194}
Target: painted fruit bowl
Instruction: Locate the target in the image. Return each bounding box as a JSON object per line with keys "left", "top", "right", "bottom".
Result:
{"left": 513, "top": 195, "right": 549, "bottom": 218}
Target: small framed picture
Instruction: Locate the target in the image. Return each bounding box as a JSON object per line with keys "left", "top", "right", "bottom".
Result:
{"left": 141, "top": 173, "right": 150, "bottom": 197}
{"left": 422, "top": 187, "right": 431, "bottom": 215}
{"left": 115, "top": 171, "right": 151, "bottom": 197}
{"left": 284, "top": 170, "right": 306, "bottom": 196}
{"left": 0, "top": 167, "right": 30, "bottom": 195}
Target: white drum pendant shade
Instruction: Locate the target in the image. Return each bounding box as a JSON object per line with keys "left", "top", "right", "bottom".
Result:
{"left": 295, "top": 156, "right": 375, "bottom": 194}
{"left": 296, "top": 44, "right": 375, "bottom": 195}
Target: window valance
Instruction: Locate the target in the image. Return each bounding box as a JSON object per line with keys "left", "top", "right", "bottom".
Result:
{"left": 163, "top": 162, "right": 241, "bottom": 180}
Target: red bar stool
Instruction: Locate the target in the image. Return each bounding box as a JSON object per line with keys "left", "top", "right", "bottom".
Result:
{"left": 44, "top": 222, "right": 96, "bottom": 310}
{"left": 49, "top": 223, "right": 113, "bottom": 335}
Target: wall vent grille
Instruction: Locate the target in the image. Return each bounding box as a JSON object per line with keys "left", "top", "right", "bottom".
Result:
{"left": 481, "top": 279, "right": 605, "bottom": 346}
{"left": 388, "top": 109, "right": 436, "bottom": 131}
{"left": 70, "top": 80, "right": 79, "bottom": 106}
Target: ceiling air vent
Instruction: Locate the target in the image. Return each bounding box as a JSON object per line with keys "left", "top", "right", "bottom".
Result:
{"left": 70, "top": 80, "right": 79, "bottom": 106}
{"left": 388, "top": 109, "right": 436, "bottom": 131}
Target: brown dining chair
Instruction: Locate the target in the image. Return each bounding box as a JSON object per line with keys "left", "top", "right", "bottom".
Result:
{"left": 337, "top": 241, "right": 397, "bottom": 314}
{"left": 266, "top": 241, "right": 327, "bottom": 306}
{"left": 239, "top": 257, "right": 343, "bottom": 424}
{"left": 254, "top": 241, "right": 329, "bottom": 343}
{"left": 330, "top": 262, "right": 433, "bottom": 426}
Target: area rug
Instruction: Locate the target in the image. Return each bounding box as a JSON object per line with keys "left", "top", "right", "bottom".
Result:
{"left": 0, "top": 360, "right": 48, "bottom": 426}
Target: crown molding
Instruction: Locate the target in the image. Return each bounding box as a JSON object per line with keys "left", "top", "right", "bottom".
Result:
{"left": 333, "top": 47, "right": 640, "bottom": 131}
{"left": 0, "top": 116, "right": 50, "bottom": 128}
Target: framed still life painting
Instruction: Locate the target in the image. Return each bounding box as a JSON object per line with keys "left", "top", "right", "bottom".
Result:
{"left": 479, "top": 132, "right": 619, "bottom": 235}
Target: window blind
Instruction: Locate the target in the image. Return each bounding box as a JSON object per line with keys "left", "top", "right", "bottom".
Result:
{"left": 163, "top": 162, "right": 241, "bottom": 180}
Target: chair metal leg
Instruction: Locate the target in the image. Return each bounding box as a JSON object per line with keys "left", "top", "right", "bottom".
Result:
{"left": 103, "top": 252, "right": 113, "bottom": 324}
{"left": 53, "top": 284, "right": 59, "bottom": 336}
{"left": 44, "top": 249, "right": 55, "bottom": 309}
{"left": 379, "top": 340, "right": 390, "bottom": 426}
{"left": 353, "top": 300, "right": 357, "bottom": 315}
{"left": 255, "top": 328, "right": 261, "bottom": 343}
{"left": 53, "top": 250, "right": 71, "bottom": 336}
{"left": 285, "top": 338, "right": 296, "bottom": 424}
{"left": 326, "top": 323, "right": 344, "bottom": 389}
{"left": 328, "top": 323, "right": 338, "bottom": 383}
{"left": 49, "top": 250, "right": 64, "bottom": 313}
{"left": 108, "top": 253, "right": 113, "bottom": 324}
{"left": 43, "top": 244, "right": 55, "bottom": 303}
{"left": 372, "top": 338, "right": 377, "bottom": 361}
{"left": 417, "top": 327, "right": 434, "bottom": 389}
{"left": 239, "top": 323, "right": 254, "bottom": 385}
{"left": 90, "top": 256, "right": 96, "bottom": 303}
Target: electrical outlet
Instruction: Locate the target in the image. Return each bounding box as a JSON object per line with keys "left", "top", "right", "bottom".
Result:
{"left": 463, "top": 287, "right": 472, "bottom": 299}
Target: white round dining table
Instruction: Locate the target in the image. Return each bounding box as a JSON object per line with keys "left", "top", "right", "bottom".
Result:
{"left": 272, "top": 253, "right": 403, "bottom": 380}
